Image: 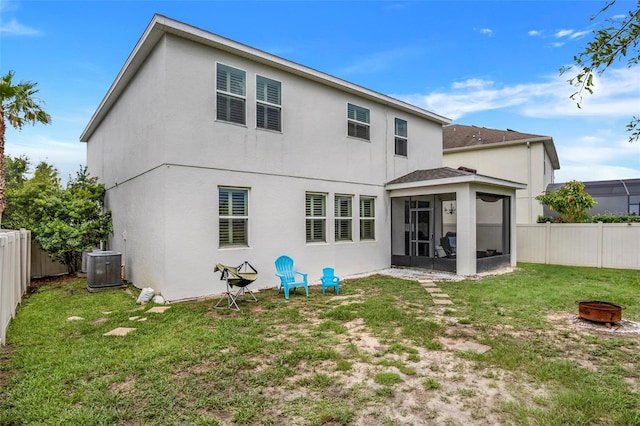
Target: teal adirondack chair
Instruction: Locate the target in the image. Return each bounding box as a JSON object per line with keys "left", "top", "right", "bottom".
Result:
{"left": 275, "top": 255, "right": 309, "bottom": 299}
{"left": 320, "top": 267, "right": 340, "bottom": 295}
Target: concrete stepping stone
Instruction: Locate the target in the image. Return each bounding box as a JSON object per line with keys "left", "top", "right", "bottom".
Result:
{"left": 432, "top": 299, "right": 454, "bottom": 305}
{"left": 431, "top": 293, "right": 450, "bottom": 298}
{"left": 147, "top": 306, "right": 171, "bottom": 313}
{"left": 90, "top": 318, "right": 109, "bottom": 325}
{"left": 103, "top": 327, "right": 136, "bottom": 336}
{"left": 67, "top": 316, "right": 84, "bottom": 321}
{"left": 453, "top": 341, "right": 492, "bottom": 354}
{"left": 425, "top": 287, "right": 443, "bottom": 293}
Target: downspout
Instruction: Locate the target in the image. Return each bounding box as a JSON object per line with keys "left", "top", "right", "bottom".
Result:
{"left": 527, "top": 141, "right": 532, "bottom": 223}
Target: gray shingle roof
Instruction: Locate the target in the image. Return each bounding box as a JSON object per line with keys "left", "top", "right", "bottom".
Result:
{"left": 387, "top": 167, "right": 476, "bottom": 185}
{"left": 443, "top": 124, "right": 548, "bottom": 149}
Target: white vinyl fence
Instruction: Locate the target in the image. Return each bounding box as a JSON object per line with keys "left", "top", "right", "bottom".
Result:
{"left": 0, "top": 229, "right": 31, "bottom": 345}
{"left": 517, "top": 222, "right": 640, "bottom": 270}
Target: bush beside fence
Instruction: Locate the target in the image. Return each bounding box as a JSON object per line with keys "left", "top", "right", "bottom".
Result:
{"left": 0, "top": 229, "right": 31, "bottom": 345}
{"left": 517, "top": 222, "right": 640, "bottom": 270}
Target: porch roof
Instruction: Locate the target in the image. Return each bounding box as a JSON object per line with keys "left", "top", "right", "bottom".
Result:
{"left": 386, "top": 167, "right": 526, "bottom": 191}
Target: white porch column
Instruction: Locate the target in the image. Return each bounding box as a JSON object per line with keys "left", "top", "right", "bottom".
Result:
{"left": 509, "top": 194, "right": 518, "bottom": 267}
{"left": 456, "top": 187, "right": 476, "bottom": 275}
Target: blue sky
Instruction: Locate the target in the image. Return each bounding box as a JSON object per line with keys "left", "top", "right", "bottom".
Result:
{"left": 2, "top": 0, "right": 639, "bottom": 185}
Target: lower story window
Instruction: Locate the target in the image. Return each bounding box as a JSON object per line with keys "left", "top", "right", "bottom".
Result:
{"left": 219, "top": 187, "right": 248, "bottom": 247}
{"left": 306, "top": 192, "right": 326, "bottom": 243}
{"left": 360, "top": 196, "right": 375, "bottom": 240}
{"left": 335, "top": 195, "right": 353, "bottom": 241}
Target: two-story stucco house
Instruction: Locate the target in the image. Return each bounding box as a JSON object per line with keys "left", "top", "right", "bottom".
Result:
{"left": 443, "top": 125, "right": 560, "bottom": 224}
{"left": 81, "top": 15, "right": 524, "bottom": 301}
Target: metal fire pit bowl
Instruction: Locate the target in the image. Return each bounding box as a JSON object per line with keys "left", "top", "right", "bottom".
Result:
{"left": 577, "top": 300, "right": 625, "bottom": 324}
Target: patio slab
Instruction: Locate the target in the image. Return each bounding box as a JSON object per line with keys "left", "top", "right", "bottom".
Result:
{"left": 103, "top": 327, "right": 136, "bottom": 336}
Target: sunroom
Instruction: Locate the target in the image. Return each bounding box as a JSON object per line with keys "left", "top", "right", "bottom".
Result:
{"left": 386, "top": 167, "right": 526, "bottom": 275}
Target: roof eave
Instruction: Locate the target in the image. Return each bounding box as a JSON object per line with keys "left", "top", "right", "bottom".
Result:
{"left": 386, "top": 174, "right": 527, "bottom": 192}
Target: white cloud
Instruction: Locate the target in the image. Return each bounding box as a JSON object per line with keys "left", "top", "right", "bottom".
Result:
{"left": 0, "top": 17, "right": 42, "bottom": 36}
{"left": 522, "top": 67, "right": 640, "bottom": 118}
{"left": 528, "top": 30, "right": 541, "bottom": 36}
{"left": 478, "top": 28, "right": 494, "bottom": 36}
{"left": 555, "top": 29, "right": 574, "bottom": 38}
{"left": 5, "top": 133, "right": 86, "bottom": 183}
{"left": 394, "top": 66, "right": 639, "bottom": 122}
{"left": 555, "top": 164, "right": 640, "bottom": 182}
{"left": 570, "top": 30, "right": 590, "bottom": 39}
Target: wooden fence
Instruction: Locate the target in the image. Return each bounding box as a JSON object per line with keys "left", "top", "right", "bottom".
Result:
{"left": 0, "top": 229, "right": 31, "bottom": 345}
{"left": 31, "top": 241, "right": 68, "bottom": 278}
{"left": 517, "top": 222, "right": 640, "bottom": 270}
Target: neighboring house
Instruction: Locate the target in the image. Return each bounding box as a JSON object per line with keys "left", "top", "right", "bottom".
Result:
{"left": 544, "top": 178, "right": 640, "bottom": 217}
{"left": 443, "top": 125, "right": 560, "bottom": 224}
{"left": 81, "top": 15, "right": 523, "bottom": 301}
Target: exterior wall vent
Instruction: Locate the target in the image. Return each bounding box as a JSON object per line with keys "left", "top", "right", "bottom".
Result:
{"left": 87, "top": 251, "right": 122, "bottom": 291}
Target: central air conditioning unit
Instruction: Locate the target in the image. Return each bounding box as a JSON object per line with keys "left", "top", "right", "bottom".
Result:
{"left": 87, "top": 251, "right": 122, "bottom": 291}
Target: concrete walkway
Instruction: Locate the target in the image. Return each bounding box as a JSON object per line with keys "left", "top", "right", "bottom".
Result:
{"left": 418, "top": 278, "right": 454, "bottom": 305}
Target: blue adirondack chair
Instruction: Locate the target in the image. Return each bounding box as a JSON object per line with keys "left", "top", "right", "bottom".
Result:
{"left": 275, "top": 255, "right": 309, "bottom": 299}
{"left": 320, "top": 267, "right": 340, "bottom": 295}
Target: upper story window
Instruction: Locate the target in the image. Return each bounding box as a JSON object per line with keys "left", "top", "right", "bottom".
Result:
{"left": 256, "top": 75, "right": 282, "bottom": 131}
{"left": 347, "top": 103, "right": 370, "bottom": 140}
{"left": 306, "top": 192, "right": 326, "bottom": 243}
{"left": 335, "top": 195, "right": 353, "bottom": 242}
{"left": 216, "top": 63, "right": 246, "bottom": 125}
{"left": 219, "top": 187, "right": 248, "bottom": 247}
{"left": 394, "top": 118, "right": 408, "bottom": 156}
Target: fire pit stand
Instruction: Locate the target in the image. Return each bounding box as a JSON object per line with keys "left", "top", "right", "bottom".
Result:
{"left": 577, "top": 301, "right": 625, "bottom": 327}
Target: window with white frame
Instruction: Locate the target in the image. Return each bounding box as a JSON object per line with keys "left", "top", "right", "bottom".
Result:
{"left": 219, "top": 188, "right": 248, "bottom": 247}
{"left": 360, "top": 196, "right": 375, "bottom": 240}
{"left": 395, "top": 118, "right": 408, "bottom": 156}
{"left": 347, "top": 103, "right": 370, "bottom": 140}
{"left": 335, "top": 195, "right": 352, "bottom": 241}
{"left": 216, "top": 63, "right": 246, "bottom": 125}
{"left": 306, "top": 193, "right": 326, "bottom": 243}
{"left": 256, "top": 75, "right": 282, "bottom": 131}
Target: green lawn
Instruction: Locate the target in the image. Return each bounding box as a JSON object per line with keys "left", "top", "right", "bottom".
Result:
{"left": 1, "top": 264, "right": 639, "bottom": 425}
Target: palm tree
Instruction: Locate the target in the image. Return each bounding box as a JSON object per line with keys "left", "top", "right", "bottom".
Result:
{"left": 0, "top": 70, "right": 51, "bottom": 226}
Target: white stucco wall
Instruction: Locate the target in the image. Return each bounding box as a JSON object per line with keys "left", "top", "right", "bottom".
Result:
{"left": 86, "top": 32, "right": 445, "bottom": 301}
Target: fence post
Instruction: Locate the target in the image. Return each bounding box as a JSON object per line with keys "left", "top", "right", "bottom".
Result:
{"left": 544, "top": 222, "right": 551, "bottom": 265}
{"left": 597, "top": 222, "right": 603, "bottom": 268}
{"left": 0, "top": 235, "right": 8, "bottom": 345}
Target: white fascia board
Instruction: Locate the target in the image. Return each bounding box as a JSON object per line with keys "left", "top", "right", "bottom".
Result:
{"left": 80, "top": 14, "right": 450, "bottom": 142}
{"left": 386, "top": 174, "right": 527, "bottom": 192}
